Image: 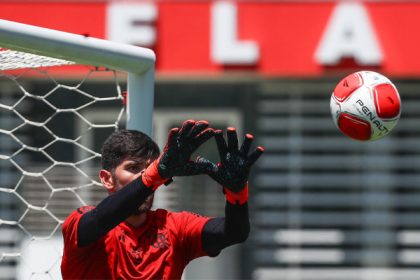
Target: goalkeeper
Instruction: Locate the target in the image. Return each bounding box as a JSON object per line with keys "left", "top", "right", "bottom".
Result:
{"left": 61, "top": 120, "right": 264, "bottom": 279}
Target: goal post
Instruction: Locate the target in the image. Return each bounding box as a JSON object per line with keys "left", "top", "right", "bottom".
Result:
{"left": 0, "top": 18, "right": 156, "bottom": 135}
{"left": 0, "top": 19, "right": 156, "bottom": 278}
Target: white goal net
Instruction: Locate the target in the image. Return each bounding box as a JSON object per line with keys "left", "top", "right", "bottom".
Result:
{"left": 0, "top": 20, "right": 155, "bottom": 280}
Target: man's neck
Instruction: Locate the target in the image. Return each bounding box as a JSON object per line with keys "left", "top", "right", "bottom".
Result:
{"left": 126, "top": 212, "right": 148, "bottom": 228}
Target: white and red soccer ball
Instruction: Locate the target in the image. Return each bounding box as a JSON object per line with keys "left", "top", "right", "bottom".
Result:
{"left": 330, "top": 71, "right": 401, "bottom": 141}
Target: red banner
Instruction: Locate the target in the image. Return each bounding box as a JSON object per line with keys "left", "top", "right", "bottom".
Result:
{"left": 0, "top": 1, "right": 419, "bottom": 77}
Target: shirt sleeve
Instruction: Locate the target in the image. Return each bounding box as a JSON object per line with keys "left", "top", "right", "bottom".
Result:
{"left": 62, "top": 206, "right": 96, "bottom": 254}
{"left": 169, "top": 211, "right": 212, "bottom": 261}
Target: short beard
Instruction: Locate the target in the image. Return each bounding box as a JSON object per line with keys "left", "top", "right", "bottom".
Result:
{"left": 132, "top": 194, "right": 154, "bottom": 216}
{"left": 133, "top": 203, "right": 150, "bottom": 215}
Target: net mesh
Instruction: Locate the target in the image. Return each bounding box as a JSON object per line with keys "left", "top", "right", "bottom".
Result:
{"left": 0, "top": 50, "right": 75, "bottom": 70}
{"left": 0, "top": 49, "right": 126, "bottom": 279}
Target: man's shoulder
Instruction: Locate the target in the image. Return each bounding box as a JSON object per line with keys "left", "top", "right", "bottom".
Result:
{"left": 63, "top": 206, "right": 95, "bottom": 229}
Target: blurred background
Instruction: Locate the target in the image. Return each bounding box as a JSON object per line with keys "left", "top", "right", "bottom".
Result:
{"left": 1, "top": 1, "right": 420, "bottom": 279}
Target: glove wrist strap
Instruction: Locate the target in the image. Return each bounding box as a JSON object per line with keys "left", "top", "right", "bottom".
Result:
{"left": 224, "top": 183, "right": 249, "bottom": 205}
{"left": 141, "top": 159, "right": 171, "bottom": 191}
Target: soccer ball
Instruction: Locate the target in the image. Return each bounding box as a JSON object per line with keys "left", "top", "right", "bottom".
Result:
{"left": 330, "top": 71, "right": 401, "bottom": 141}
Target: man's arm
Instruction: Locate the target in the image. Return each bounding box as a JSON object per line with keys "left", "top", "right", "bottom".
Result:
{"left": 202, "top": 202, "right": 249, "bottom": 256}
{"left": 201, "top": 128, "right": 263, "bottom": 256}
{"left": 78, "top": 178, "right": 153, "bottom": 246}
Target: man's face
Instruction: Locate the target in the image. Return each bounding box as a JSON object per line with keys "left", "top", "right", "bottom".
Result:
{"left": 110, "top": 159, "right": 154, "bottom": 214}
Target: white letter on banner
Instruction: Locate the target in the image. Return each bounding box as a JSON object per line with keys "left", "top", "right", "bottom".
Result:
{"left": 211, "top": 1, "right": 259, "bottom": 64}
{"left": 107, "top": 3, "right": 157, "bottom": 46}
{"left": 315, "top": 2, "right": 383, "bottom": 65}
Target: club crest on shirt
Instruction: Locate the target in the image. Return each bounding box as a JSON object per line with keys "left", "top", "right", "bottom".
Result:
{"left": 144, "top": 226, "right": 170, "bottom": 250}
{"left": 152, "top": 232, "right": 170, "bottom": 249}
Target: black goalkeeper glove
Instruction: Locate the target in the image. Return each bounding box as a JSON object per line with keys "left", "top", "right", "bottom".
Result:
{"left": 142, "top": 120, "right": 216, "bottom": 190}
{"left": 210, "top": 127, "right": 264, "bottom": 204}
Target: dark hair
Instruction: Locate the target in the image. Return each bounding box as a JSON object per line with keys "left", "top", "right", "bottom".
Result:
{"left": 101, "top": 129, "right": 160, "bottom": 171}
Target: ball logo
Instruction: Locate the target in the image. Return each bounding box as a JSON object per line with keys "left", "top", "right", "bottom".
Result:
{"left": 355, "top": 99, "right": 389, "bottom": 134}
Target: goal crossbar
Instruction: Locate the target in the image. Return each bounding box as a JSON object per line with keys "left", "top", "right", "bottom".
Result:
{"left": 0, "top": 19, "right": 156, "bottom": 135}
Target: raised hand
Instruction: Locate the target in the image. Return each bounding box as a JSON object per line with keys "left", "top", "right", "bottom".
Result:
{"left": 211, "top": 127, "right": 264, "bottom": 193}
{"left": 142, "top": 120, "right": 215, "bottom": 190}
{"left": 158, "top": 119, "right": 216, "bottom": 178}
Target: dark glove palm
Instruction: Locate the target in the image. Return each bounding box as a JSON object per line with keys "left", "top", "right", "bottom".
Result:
{"left": 210, "top": 128, "right": 264, "bottom": 192}
{"left": 158, "top": 120, "right": 215, "bottom": 179}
